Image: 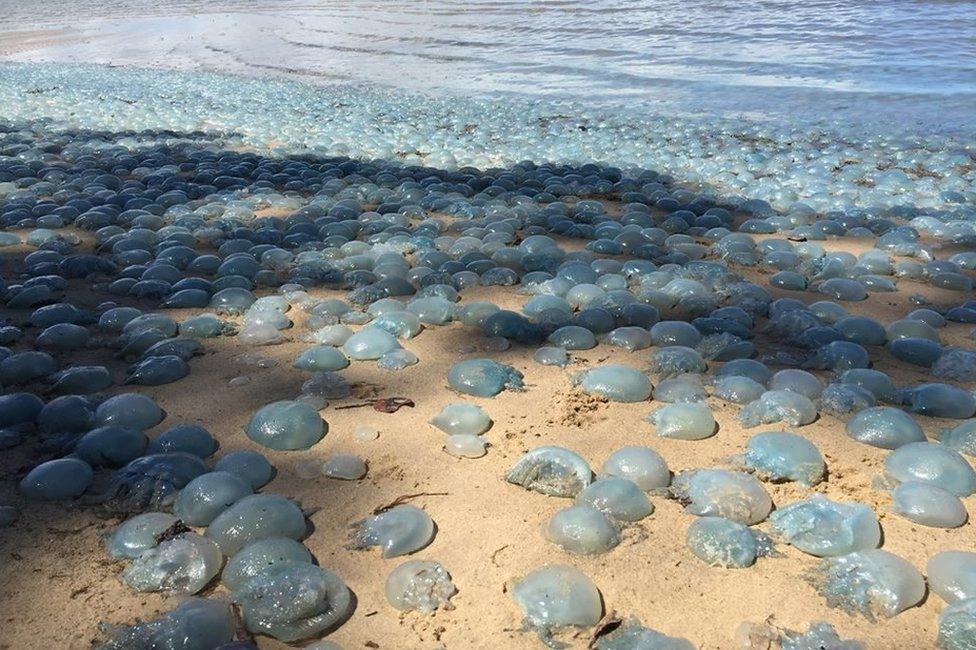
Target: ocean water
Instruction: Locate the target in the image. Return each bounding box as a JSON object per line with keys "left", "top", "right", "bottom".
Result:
{"left": 0, "top": 1, "right": 972, "bottom": 212}
{"left": 1, "top": 0, "right": 974, "bottom": 131}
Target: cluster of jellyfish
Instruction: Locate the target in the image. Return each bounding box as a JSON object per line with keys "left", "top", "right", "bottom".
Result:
{"left": 0, "top": 107, "right": 974, "bottom": 649}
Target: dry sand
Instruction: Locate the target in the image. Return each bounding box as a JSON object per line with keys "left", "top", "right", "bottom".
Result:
{"left": 0, "top": 214, "right": 974, "bottom": 650}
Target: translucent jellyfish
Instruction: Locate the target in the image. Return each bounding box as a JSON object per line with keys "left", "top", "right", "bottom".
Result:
{"left": 575, "top": 477, "right": 653, "bottom": 522}
{"left": 222, "top": 537, "right": 314, "bottom": 591}
{"left": 654, "top": 374, "right": 707, "bottom": 403}
{"left": 323, "top": 454, "right": 367, "bottom": 480}
{"left": 234, "top": 563, "right": 351, "bottom": 642}
{"left": 307, "top": 324, "right": 354, "bottom": 346}
{"left": 211, "top": 288, "right": 256, "bottom": 315}
{"left": 804, "top": 341, "right": 869, "bottom": 372}
{"left": 293, "top": 346, "right": 350, "bottom": 372}
{"left": 594, "top": 618, "right": 694, "bottom": 650}
{"left": 908, "top": 308, "right": 947, "bottom": 328}
{"left": 122, "top": 313, "right": 178, "bottom": 339}
{"left": 887, "top": 318, "right": 941, "bottom": 343}
{"left": 549, "top": 326, "right": 597, "bottom": 350}
{"left": 819, "top": 278, "right": 868, "bottom": 301}
{"left": 342, "top": 328, "right": 400, "bottom": 360}
{"left": 779, "top": 621, "right": 865, "bottom": 650}
{"left": 812, "top": 550, "right": 925, "bottom": 620}
{"left": 301, "top": 371, "right": 352, "bottom": 400}
{"left": 37, "top": 323, "right": 90, "bottom": 350}
{"left": 125, "top": 355, "right": 190, "bottom": 385}
{"left": 835, "top": 315, "right": 887, "bottom": 346}
{"left": 888, "top": 337, "right": 944, "bottom": 367}
{"left": 70, "top": 426, "right": 148, "bottom": 468}
{"left": 407, "top": 297, "right": 455, "bottom": 325}
{"left": 738, "top": 390, "right": 817, "bottom": 428}
{"left": 245, "top": 400, "right": 326, "bottom": 451}
{"left": 937, "top": 597, "right": 976, "bottom": 650}
{"left": 348, "top": 505, "right": 434, "bottom": 558}
{"left": 546, "top": 504, "right": 620, "bottom": 555}
{"left": 0, "top": 350, "right": 58, "bottom": 384}
{"left": 95, "top": 393, "right": 164, "bottom": 430}
{"left": 37, "top": 394, "right": 92, "bottom": 433}
{"left": 506, "top": 446, "right": 593, "bottom": 497}
{"left": 884, "top": 442, "right": 976, "bottom": 496}
{"left": 355, "top": 425, "right": 380, "bottom": 442}
{"left": 49, "top": 365, "right": 113, "bottom": 394}
{"left": 429, "top": 402, "right": 492, "bottom": 436}
{"left": 845, "top": 407, "right": 925, "bottom": 449}
{"left": 601, "top": 446, "right": 670, "bottom": 491}
{"left": 370, "top": 311, "right": 423, "bottom": 340}
{"left": 605, "top": 327, "right": 653, "bottom": 352}
{"left": 648, "top": 346, "right": 706, "bottom": 379}
{"left": 712, "top": 375, "right": 766, "bottom": 405}
{"left": 237, "top": 323, "right": 287, "bottom": 346}
{"left": 670, "top": 469, "right": 772, "bottom": 525}
{"left": 173, "top": 471, "right": 254, "bottom": 526}
{"left": 106, "top": 453, "right": 208, "bottom": 511}
{"left": 456, "top": 301, "right": 501, "bottom": 327}
{"left": 904, "top": 383, "right": 976, "bottom": 420}
{"left": 892, "top": 482, "right": 967, "bottom": 528}
{"left": 743, "top": 431, "right": 826, "bottom": 485}
{"left": 99, "top": 307, "right": 143, "bottom": 333}
{"left": 650, "top": 321, "right": 702, "bottom": 347}
{"left": 179, "top": 313, "right": 236, "bottom": 338}
{"left": 686, "top": 516, "right": 769, "bottom": 569}
{"left": 148, "top": 423, "right": 218, "bottom": 458}
{"left": 445, "top": 434, "right": 488, "bottom": 458}
{"left": 122, "top": 532, "right": 222, "bottom": 595}
{"left": 768, "top": 370, "right": 824, "bottom": 400}
{"left": 818, "top": 383, "right": 877, "bottom": 418}
{"left": 20, "top": 457, "right": 93, "bottom": 500}
{"left": 206, "top": 493, "right": 307, "bottom": 555}
{"left": 534, "top": 346, "right": 569, "bottom": 367}
{"left": 385, "top": 560, "right": 456, "bottom": 613}
{"left": 377, "top": 349, "right": 418, "bottom": 370}
{"left": 447, "top": 359, "right": 524, "bottom": 397}
{"left": 99, "top": 598, "right": 235, "bottom": 650}
{"left": 648, "top": 403, "right": 716, "bottom": 440}
{"left": 928, "top": 551, "right": 976, "bottom": 604}
{"left": 769, "top": 494, "right": 880, "bottom": 557}
{"left": 106, "top": 512, "right": 179, "bottom": 559}
{"left": 577, "top": 365, "right": 652, "bottom": 403}
{"left": 0, "top": 392, "right": 44, "bottom": 427}
{"left": 214, "top": 450, "right": 275, "bottom": 489}
{"left": 511, "top": 565, "right": 602, "bottom": 645}
{"left": 933, "top": 348, "right": 976, "bottom": 382}
{"left": 839, "top": 368, "right": 899, "bottom": 403}
{"left": 715, "top": 359, "right": 771, "bottom": 385}
{"left": 116, "top": 329, "right": 170, "bottom": 361}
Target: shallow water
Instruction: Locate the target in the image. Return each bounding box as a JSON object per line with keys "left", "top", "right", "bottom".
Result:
{"left": 1, "top": 0, "right": 974, "bottom": 131}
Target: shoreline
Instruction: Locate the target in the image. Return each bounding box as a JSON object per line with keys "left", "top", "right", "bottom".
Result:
{"left": 0, "top": 62, "right": 973, "bottom": 219}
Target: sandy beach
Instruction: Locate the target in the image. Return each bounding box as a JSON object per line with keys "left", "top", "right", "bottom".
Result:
{"left": 0, "top": 2, "right": 974, "bottom": 649}
{"left": 0, "top": 188, "right": 973, "bottom": 648}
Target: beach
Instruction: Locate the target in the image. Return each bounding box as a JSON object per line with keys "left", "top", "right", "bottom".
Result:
{"left": 0, "top": 3, "right": 975, "bottom": 649}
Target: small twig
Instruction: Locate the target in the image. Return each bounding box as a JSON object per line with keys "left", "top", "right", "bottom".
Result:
{"left": 334, "top": 397, "right": 415, "bottom": 413}
{"left": 587, "top": 610, "right": 621, "bottom": 648}
{"left": 230, "top": 603, "right": 255, "bottom": 644}
{"left": 490, "top": 545, "right": 509, "bottom": 567}
{"left": 333, "top": 401, "right": 376, "bottom": 410}
{"left": 372, "top": 492, "right": 449, "bottom": 515}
